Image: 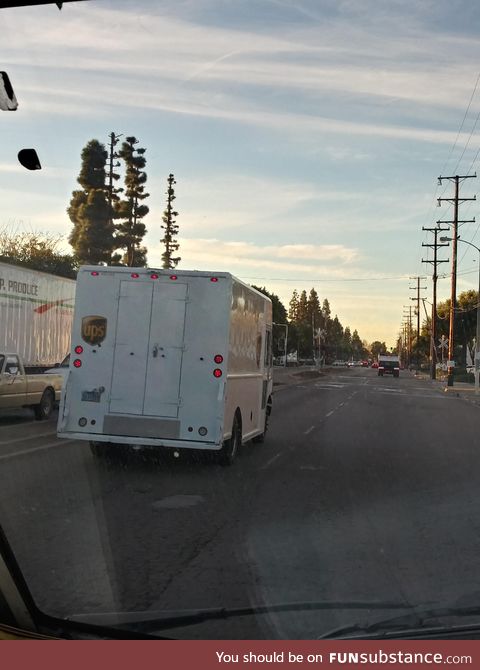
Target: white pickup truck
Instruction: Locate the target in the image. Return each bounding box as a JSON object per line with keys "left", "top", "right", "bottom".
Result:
{"left": 0, "top": 353, "right": 63, "bottom": 419}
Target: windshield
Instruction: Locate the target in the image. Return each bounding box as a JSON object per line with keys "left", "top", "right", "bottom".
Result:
{"left": 2, "top": 0, "right": 480, "bottom": 641}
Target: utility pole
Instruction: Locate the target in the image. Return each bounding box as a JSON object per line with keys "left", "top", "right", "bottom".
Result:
{"left": 403, "top": 305, "right": 414, "bottom": 368}
{"left": 437, "top": 173, "right": 476, "bottom": 385}
{"left": 422, "top": 226, "right": 449, "bottom": 380}
{"left": 409, "top": 276, "right": 427, "bottom": 371}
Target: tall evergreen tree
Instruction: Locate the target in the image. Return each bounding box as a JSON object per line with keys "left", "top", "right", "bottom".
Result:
{"left": 160, "top": 173, "right": 181, "bottom": 269}
{"left": 297, "top": 290, "right": 309, "bottom": 324}
{"left": 115, "top": 136, "right": 149, "bottom": 267}
{"left": 68, "top": 139, "right": 116, "bottom": 264}
{"left": 351, "top": 329, "right": 364, "bottom": 359}
{"left": 329, "top": 315, "right": 344, "bottom": 359}
{"left": 307, "top": 288, "right": 321, "bottom": 325}
{"left": 288, "top": 289, "right": 299, "bottom": 322}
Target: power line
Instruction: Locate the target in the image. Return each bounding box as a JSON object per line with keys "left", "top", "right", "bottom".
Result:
{"left": 240, "top": 275, "right": 412, "bottom": 283}
{"left": 440, "top": 72, "right": 480, "bottom": 176}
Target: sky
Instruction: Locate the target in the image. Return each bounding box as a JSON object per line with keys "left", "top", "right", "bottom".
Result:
{"left": 2, "top": 0, "right": 480, "bottom": 346}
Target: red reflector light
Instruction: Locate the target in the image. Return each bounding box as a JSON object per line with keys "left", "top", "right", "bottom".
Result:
{"left": 73, "top": 359, "right": 82, "bottom": 368}
{"left": 213, "top": 368, "right": 222, "bottom": 378}
{"left": 210, "top": 277, "right": 218, "bottom": 282}
{"left": 214, "top": 354, "right": 223, "bottom": 364}
{"left": 150, "top": 274, "right": 159, "bottom": 279}
{"left": 91, "top": 271, "right": 99, "bottom": 276}
{"left": 169, "top": 275, "right": 178, "bottom": 281}
{"left": 131, "top": 273, "right": 139, "bottom": 278}
{"left": 74, "top": 345, "right": 83, "bottom": 354}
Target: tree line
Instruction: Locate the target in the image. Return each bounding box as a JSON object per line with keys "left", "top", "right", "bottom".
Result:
{"left": 253, "top": 285, "right": 381, "bottom": 362}
{"left": 406, "top": 289, "right": 480, "bottom": 371}
{"left": 67, "top": 135, "right": 180, "bottom": 269}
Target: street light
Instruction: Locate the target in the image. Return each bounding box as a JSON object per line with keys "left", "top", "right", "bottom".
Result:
{"left": 441, "top": 235, "right": 480, "bottom": 394}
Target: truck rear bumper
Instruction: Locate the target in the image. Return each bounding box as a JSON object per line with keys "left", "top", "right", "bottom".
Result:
{"left": 56, "top": 431, "right": 222, "bottom": 451}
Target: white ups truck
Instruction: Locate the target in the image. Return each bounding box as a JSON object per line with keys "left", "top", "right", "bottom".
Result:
{"left": 58, "top": 267, "right": 273, "bottom": 464}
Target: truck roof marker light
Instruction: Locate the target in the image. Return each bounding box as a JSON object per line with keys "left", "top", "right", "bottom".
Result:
{"left": 91, "top": 271, "right": 99, "bottom": 276}
{"left": 73, "top": 359, "right": 82, "bottom": 368}
{"left": 131, "top": 273, "right": 140, "bottom": 279}
{"left": 214, "top": 354, "right": 223, "bottom": 364}
{"left": 210, "top": 277, "right": 218, "bottom": 282}
{"left": 150, "top": 273, "right": 159, "bottom": 280}
{"left": 74, "top": 345, "right": 83, "bottom": 354}
{"left": 213, "top": 368, "right": 222, "bottom": 378}
{"left": 169, "top": 275, "right": 178, "bottom": 281}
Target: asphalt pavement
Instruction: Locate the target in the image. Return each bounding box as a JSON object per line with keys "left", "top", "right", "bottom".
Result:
{"left": 1, "top": 367, "right": 480, "bottom": 639}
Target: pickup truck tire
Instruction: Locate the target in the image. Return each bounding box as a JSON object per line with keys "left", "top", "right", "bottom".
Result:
{"left": 218, "top": 414, "right": 241, "bottom": 466}
{"left": 34, "top": 388, "right": 54, "bottom": 420}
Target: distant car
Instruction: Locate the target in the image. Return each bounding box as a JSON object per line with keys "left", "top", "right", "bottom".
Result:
{"left": 371, "top": 361, "right": 379, "bottom": 368}
{"left": 361, "top": 360, "right": 369, "bottom": 367}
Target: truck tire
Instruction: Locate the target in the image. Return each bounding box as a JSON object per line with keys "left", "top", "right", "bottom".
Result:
{"left": 252, "top": 397, "right": 272, "bottom": 444}
{"left": 34, "top": 388, "right": 54, "bottom": 420}
{"left": 89, "top": 442, "right": 121, "bottom": 463}
{"left": 218, "top": 415, "right": 241, "bottom": 466}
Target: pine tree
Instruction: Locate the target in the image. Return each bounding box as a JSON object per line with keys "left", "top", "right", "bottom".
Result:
{"left": 68, "top": 139, "right": 116, "bottom": 264}
{"left": 297, "top": 290, "right": 309, "bottom": 324}
{"left": 115, "top": 136, "right": 149, "bottom": 267}
{"left": 160, "top": 173, "right": 181, "bottom": 269}
{"left": 307, "top": 288, "right": 321, "bottom": 324}
{"left": 288, "top": 289, "right": 299, "bottom": 322}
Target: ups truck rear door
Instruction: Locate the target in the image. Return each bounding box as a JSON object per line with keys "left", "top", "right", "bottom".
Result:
{"left": 109, "top": 279, "right": 187, "bottom": 418}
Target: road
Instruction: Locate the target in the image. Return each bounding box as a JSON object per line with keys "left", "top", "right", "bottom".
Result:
{"left": 1, "top": 367, "right": 480, "bottom": 638}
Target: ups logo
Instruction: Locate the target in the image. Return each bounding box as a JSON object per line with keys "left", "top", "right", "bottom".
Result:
{"left": 81, "top": 315, "right": 107, "bottom": 345}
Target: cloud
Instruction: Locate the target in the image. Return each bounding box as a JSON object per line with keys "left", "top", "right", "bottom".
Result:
{"left": 5, "top": 3, "right": 480, "bottom": 145}
{"left": 146, "top": 237, "right": 364, "bottom": 276}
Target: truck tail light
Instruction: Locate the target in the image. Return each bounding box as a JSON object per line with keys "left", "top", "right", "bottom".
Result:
{"left": 210, "top": 277, "right": 218, "bottom": 282}
{"left": 170, "top": 275, "right": 178, "bottom": 281}
{"left": 131, "top": 273, "right": 139, "bottom": 279}
{"left": 91, "top": 271, "right": 99, "bottom": 276}
{"left": 73, "top": 359, "right": 82, "bottom": 368}
{"left": 150, "top": 274, "right": 159, "bottom": 279}
{"left": 214, "top": 354, "right": 223, "bottom": 364}
{"left": 213, "top": 368, "right": 222, "bottom": 378}
{"left": 74, "top": 345, "right": 83, "bottom": 354}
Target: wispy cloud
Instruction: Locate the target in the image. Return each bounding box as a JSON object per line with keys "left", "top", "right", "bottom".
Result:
{"left": 146, "top": 237, "right": 362, "bottom": 276}
{"left": 5, "top": 3, "right": 480, "bottom": 145}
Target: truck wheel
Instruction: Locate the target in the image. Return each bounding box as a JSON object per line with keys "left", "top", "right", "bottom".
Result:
{"left": 34, "top": 389, "right": 54, "bottom": 420}
{"left": 252, "top": 398, "right": 272, "bottom": 444}
{"left": 218, "top": 415, "right": 241, "bottom": 466}
{"left": 89, "top": 442, "right": 119, "bottom": 462}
